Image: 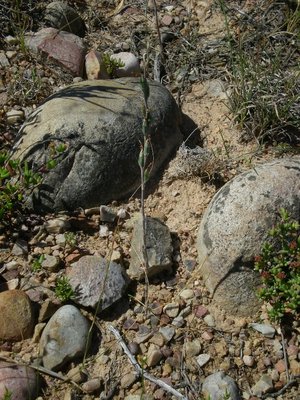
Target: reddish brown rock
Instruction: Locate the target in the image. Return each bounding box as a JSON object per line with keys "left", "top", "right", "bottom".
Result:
{"left": 25, "top": 28, "right": 86, "bottom": 76}
{"left": 0, "top": 290, "right": 34, "bottom": 341}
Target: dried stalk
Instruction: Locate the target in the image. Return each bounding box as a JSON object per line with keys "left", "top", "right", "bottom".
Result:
{"left": 108, "top": 325, "right": 188, "bottom": 400}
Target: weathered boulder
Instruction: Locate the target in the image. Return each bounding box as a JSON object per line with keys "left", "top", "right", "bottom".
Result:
{"left": 66, "top": 255, "right": 129, "bottom": 312}
{"left": 0, "top": 290, "right": 34, "bottom": 341}
{"left": 39, "top": 305, "right": 90, "bottom": 371}
{"left": 14, "top": 78, "right": 182, "bottom": 212}
{"left": 196, "top": 157, "right": 300, "bottom": 316}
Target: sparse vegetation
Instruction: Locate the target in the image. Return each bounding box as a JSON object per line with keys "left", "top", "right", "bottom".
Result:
{"left": 55, "top": 275, "right": 75, "bottom": 302}
{"left": 31, "top": 254, "right": 45, "bottom": 272}
{"left": 102, "top": 53, "right": 125, "bottom": 78}
{"left": 255, "top": 208, "right": 300, "bottom": 322}
{"left": 0, "top": 144, "right": 66, "bottom": 227}
{"left": 219, "top": 0, "right": 300, "bottom": 144}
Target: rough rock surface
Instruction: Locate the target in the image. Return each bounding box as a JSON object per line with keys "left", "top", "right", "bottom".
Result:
{"left": 0, "top": 290, "right": 34, "bottom": 341}
{"left": 202, "top": 371, "right": 240, "bottom": 400}
{"left": 14, "top": 79, "right": 182, "bottom": 212}
{"left": 25, "top": 28, "right": 86, "bottom": 76}
{"left": 44, "top": 1, "right": 86, "bottom": 37}
{"left": 197, "top": 157, "right": 300, "bottom": 316}
{"left": 128, "top": 216, "right": 173, "bottom": 280}
{"left": 0, "top": 362, "right": 39, "bottom": 400}
{"left": 66, "top": 255, "right": 130, "bottom": 312}
{"left": 39, "top": 305, "right": 90, "bottom": 370}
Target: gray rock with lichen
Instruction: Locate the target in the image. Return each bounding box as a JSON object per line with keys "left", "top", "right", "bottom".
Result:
{"left": 66, "top": 255, "right": 130, "bottom": 312}
{"left": 196, "top": 157, "right": 300, "bottom": 316}
{"left": 128, "top": 215, "right": 173, "bottom": 280}
{"left": 13, "top": 78, "right": 182, "bottom": 212}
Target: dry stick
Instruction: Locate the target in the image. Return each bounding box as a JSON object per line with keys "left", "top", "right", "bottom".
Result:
{"left": 139, "top": 55, "right": 151, "bottom": 316}
{"left": 151, "top": 0, "right": 165, "bottom": 64}
{"left": 280, "top": 328, "right": 291, "bottom": 383}
{"left": 108, "top": 325, "right": 188, "bottom": 400}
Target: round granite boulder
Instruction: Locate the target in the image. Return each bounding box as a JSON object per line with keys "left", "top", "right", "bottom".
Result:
{"left": 14, "top": 78, "right": 182, "bottom": 212}
{"left": 196, "top": 157, "right": 300, "bottom": 316}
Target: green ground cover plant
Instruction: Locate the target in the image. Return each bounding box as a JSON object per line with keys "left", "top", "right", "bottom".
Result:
{"left": 254, "top": 208, "right": 300, "bottom": 323}
{"left": 55, "top": 275, "right": 75, "bottom": 302}
{"left": 0, "top": 143, "right": 66, "bottom": 227}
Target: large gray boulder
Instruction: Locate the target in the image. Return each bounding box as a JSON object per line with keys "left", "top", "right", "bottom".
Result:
{"left": 14, "top": 78, "right": 182, "bottom": 212}
{"left": 196, "top": 157, "right": 300, "bottom": 316}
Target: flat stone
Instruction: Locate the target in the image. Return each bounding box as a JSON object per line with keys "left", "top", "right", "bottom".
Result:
{"left": 179, "top": 289, "right": 194, "bottom": 301}
{"left": 172, "top": 315, "right": 185, "bottom": 327}
{"left": 159, "top": 326, "right": 175, "bottom": 343}
{"left": 147, "top": 344, "right": 163, "bottom": 367}
{"left": 251, "top": 374, "right": 273, "bottom": 396}
{"left": 203, "top": 314, "right": 215, "bottom": 327}
{"left": 195, "top": 305, "right": 209, "bottom": 318}
{"left": 82, "top": 378, "right": 101, "bottom": 393}
{"left": 0, "top": 52, "right": 10, "bottom": 67}
{"left": 121, "top": 372, "right": 137, "bottom": 389}
{"left": 11, "top": 239, "right": 28, "bottom": 256}
{"left": 249, "top": 323, "right": 275, "bottom": 338}
{"left": 41, "top": 254, "right": 60, "bottom": 271}
{"left": 128, "top": 216, "right": 173, "bottom": 280}
{"left": 100, "top": 205, "right": 117, "bottom": 223}
{"left": 149, "top": 333, "right": 165, "bottom": 347}
{"left": 184, "top": 339, "right": 202, "bottom": 357}
{"left": 196, "top": 354, "right": 211, "bottom": 367}
{"left": 25, "top": 28, "right": 86, "bottom": 77}
{"left": 163, "top": 302, "right": 180, "bottom": 318}
{"left": 66, "top": 255, "right": 129, "bottom": 312}
{"left": 0, "top": 290, "right": 34, "bottom": 341}
{"left": 39, "top": 305, "right": 90, "bottom": 371}
{"left": 6, "top": 110, "right": 24, "bottom": 125}
{"left": 44, "top": 218, "right": 71, "bottom": 234}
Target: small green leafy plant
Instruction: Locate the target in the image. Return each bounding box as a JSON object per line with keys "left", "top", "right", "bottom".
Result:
{"left": 0, "top": 144, "right": 66, "bottom": 226}
{"left": 55, "top": 276, "right": 75, "bottom": 302}
{"left": 254, "top": 208, "right": 300, "bottom": 322}
{"left": 31, "top": 254, "right": 45, "bottom": 272}
{"left": 1, "top": 388, "right": 12, "bottom": 400}
{"left": 0, "top": 152, "right": 42, "bottom": 222}
{"left": 102, "top": 54, "right": 125, "bottom": 78}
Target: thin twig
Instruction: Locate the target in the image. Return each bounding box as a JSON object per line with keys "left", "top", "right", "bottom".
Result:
{"left": 108, "top": 325, "right": 188, "bottom": 400}
{"left": 261, "top": 377, "right": 299, "bottom": 399}
{"left": 280, "top": 327, "right": 291, "bottom": 383}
